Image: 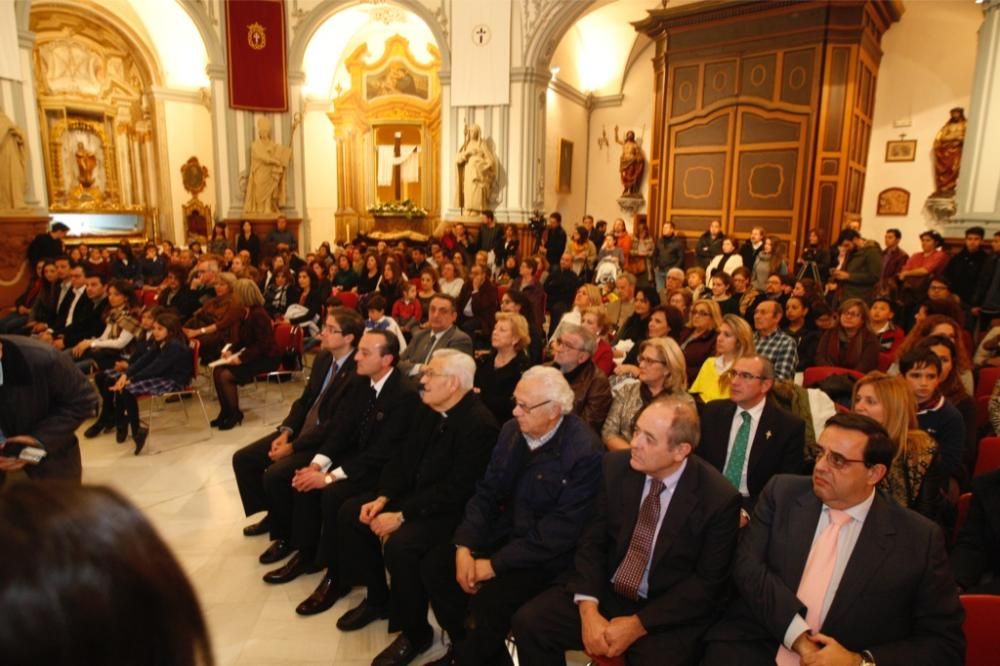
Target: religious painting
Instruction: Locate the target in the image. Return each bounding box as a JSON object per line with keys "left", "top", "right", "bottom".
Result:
{"left": 45, "top": 116, "right": 116, "bottom": 209}
{"left": 365, "top": 61, "right": 430, "bottom": 101}
{"left": 885, "top": 139, "right": 917, "bottom": 163}
{"left": 876, "top": 187, "right": 910, "bottom": 216}
{"left": 557, "top": 139, "right": 573, "bottom": 194}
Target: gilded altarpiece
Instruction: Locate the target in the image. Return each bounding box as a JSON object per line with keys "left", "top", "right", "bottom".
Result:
{"left": 328, "top": 36, "right": 441, "bottom": 240}
{"left": 30, "top": 7, "right": 162, "bottom": 240}
{"left": 636, "top": 1, "right": 901, "bottom": 255}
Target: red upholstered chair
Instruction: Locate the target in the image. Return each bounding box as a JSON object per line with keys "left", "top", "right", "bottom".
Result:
{"left": 254, "top": 322, "right": 304, "bottom": 422}
{"left": 975, "top": 395, "right": 991, "bottom": 432}
{"left": 336, "top": 290, "right": 359, "bottom": 311}
{"left": 961, "top": 594, "right": 1000, "bottom": 666}
{"left": 141, "top": 288, "right": 159, "bottom": 307}
{"left": 975, "top": 366, "right": 1000, "bottom": 399}
{"left": 974, "top": 436, "right": 1000, "bottom": 478}
{"left": 877, "top": 352, "right": 894, "bottom": 373}
{"left": 497, "top": 284, "right": 509, "bottom": 302}
{"left": 802, "top": 366, "right": 865, "bottom": 389}
{"left": 587, "top": 655, "right": 626, "bottom": 666}
{"left": 953, "top": 492, "right": 972, "bottom": 546}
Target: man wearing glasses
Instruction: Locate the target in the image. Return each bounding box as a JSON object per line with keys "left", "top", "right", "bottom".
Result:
{"left": 421, "top": 365, "right": 603, "bottom": 666}
{"left": 703, "top": 413, "right": 964, "bottom": 666}
{"left": 232, "top": 307, "right": 364, "bottom": 543}
{"left": 696, "top": 355, "right": 806, "bottom": 521}
{"left": 549, "top": 323, "right": 612, "bottom": 434}
{"left": 397, "top": 294, "right": 473, "bottom": 377}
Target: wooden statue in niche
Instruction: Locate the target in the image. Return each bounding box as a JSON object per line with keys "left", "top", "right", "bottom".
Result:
{"left": 615, "top": 126, "right": 645, "bottom": 198}
{"left": 932, "top": 107, "right": 966, "bottom": 198}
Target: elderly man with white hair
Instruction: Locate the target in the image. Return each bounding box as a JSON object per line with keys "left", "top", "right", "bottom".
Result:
{"left": 419, "top": 365, "right": 605, "bottom": 666}
{"left": 331, "top": 349, "right": 499, "bottom": 666}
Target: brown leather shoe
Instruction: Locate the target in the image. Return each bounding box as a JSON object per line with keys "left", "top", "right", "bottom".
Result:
{"left": 295, "top": 576, "right": 350, "bottom": 616}
{"left": 262, "top": 552, "right": 321, "bottom": 584}
{"left": 335, "top": 597, "right": 388, "bottom": 630}
{"left": 371, "top": 632, "right": 433, "bottom": 666}
{"left": 258, "top": 539, "right": 292, "bottom": 564}
{"left": 243, "top": 516, "right": 271, "bottom": 537}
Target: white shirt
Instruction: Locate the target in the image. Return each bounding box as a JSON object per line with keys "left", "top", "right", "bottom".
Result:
{"left": 312, "top": 368, "right": 395, "bottom": 475}
{"left": 523, "top": 417, "right": 564, "bottom": 452}
{"left": 724, "top": 398, "right": 767, "bottom": 497}
{"left": 64, "top": 286, "right": 86, "bottom": 327}
{"left": 576, "top": 458, "right": 688, "bottom": 605}
{"left": 782, "top": 490, "right": 876, "bottom": 648}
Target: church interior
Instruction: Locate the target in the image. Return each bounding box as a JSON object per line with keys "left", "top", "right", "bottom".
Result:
{"left": 2, "top": 0, "right": 1000, "bottom": 665}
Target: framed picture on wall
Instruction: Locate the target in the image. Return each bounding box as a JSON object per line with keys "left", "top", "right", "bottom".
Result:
{"left": 876, "top": 187, "right": 910, "bottom": 216}
{"left": 557, "top": 139, "right": 573, "bottom": 193}
{"left": 885, "top": 139, "right": 917, "bottom": 162}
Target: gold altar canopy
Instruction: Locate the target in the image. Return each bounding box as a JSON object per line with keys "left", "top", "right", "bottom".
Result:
{"left": 328, "top": 36, "right": 441, "bottom": 239}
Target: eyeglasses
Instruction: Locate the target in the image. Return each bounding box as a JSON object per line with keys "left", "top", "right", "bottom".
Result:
{"left": 419, "top": 368, "right": 451, "bottom": 380}
{"left": 555, "top": 338, "right": 584, "bottom": 352}
{"left": 511, "top": 397, "right": 552, "bottom": 414}
{"left": 808, "top": 445, "right": 867, "bottom": 471}
{"left": 322, "top": 325, "right": 343, "bottom": 335}
{"left": 729, "top": 370, "right": 767, "bottom": 381}
{"left": 637, "top": 355, "right": 666, "bottom": 366}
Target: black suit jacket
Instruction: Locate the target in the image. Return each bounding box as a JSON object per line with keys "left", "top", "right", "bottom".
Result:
{"left": 706, "top": 475, "right": 965, "bottom": 665}
{"left": 379, "top": 391, "right": 499, "bottom": 522}
{"left": 282, "top": 351, "right": 357, "bottom": 453}
{"left": 61, "top": 294, "right": 104, "bottom": 347}
{"left": 951, "top": 468, "right": 1000, "bottom": 593}
{"left": 696, "top": 397, "right": 806, "bottom": 508}
{"left": 569, "top": 452, "right": 740, "bottom": 634}
{"left": 314, "top": 368, "right": 420, "bottom": 483}
{"left": 0, "top": 335, "right": 97, "bottom": 481}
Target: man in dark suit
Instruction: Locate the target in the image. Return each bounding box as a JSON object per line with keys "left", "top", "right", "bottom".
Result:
{"left": 0, "top": 335, "right": 97, "bottom": 484}
{"left": 231, "top": 307, "right": 364, "bottom": 544}
{"left": 512, "top": 396, "right": 741, "bottom": 665}
{"left": 702, "top": 413, "right": 965, "bottom": 666}
{"left": 697, "top": 355, "right": 806, "bottom": 519}
{"left": 397, "top": 294, "right": 473, "bottom": 377}
{"left": 61, "top": 271, "right": 108, "bottom": 348}
{"left": 952, "top": 467, "right": 1000, "bottom": 594}
{"left": 422, "top": 366, "right": 604, "bottom": 665}
{"left": 332, "top": 349, "right": 499, "bottom": 666}
{"left": 262, "top": 330, "right": 419, "bottom": 614}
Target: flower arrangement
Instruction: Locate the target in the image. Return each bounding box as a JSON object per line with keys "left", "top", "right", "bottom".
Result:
{"left": 367, "top": 199, "right": 428, "bottom": 218}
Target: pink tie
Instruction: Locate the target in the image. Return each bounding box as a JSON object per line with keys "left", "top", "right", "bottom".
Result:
{"left": 775, "top": 509, "right": 851, "bottom": 666}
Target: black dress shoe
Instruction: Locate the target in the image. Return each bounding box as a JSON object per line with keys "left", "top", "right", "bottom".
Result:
{"left": 84, "top": 421, "right": 112, "bottom": 439}
{"left": 242, "top": 516, "right": 271, "bottom": 537}
{"left": 371, "top": 632, "right": 433, "bottom": 666}
{"left": 133, "top": 427, "right": 148, "bottom": 455}
{"left": 115, "top": 425, "right": 128, "bottom": 443}
{"left": 335, "top": 597, "right": 388, "bottom": 630}
{"left": 262, "top": 552, "right": 321, "bottom": 584}
{"left": 258, "top": 539, "right": 292, "bottom": 564}
{"left": 295, "top": 576, "right": 350, "bottom": 616}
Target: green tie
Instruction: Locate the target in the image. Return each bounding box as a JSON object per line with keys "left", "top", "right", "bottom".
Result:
{"left": 724, "top": 411, "right": 752, "bottom": 490}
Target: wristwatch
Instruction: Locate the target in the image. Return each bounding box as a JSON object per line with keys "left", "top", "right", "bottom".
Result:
{"left": 324, "top": 473, "right": 334, "bottom": 485}
{"left": 859, "top": 650, "right": 876, "bottom": 666}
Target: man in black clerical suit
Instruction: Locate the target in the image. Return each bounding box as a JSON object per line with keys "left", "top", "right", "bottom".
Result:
{"left": 262, "top": 330, "right": 419, "bottom": 615}
{"left": 231, "top": 307, "right": 363, "bottom": 544}
{"left": 702, "top": 413, "right": 964, "bottom": 666}
{"left": 696, "top": 355, "right": 806, "bottom": 518}
{"left": 332, "top": 349, "right": 499, "bottom": 666}
{"left": 512, "top": 396, "right": 740, "bottom": 666}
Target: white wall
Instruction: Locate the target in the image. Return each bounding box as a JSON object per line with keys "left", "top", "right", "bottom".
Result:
{"left": 544, "top": 86, "right": 589, "bottom": 231}
{"left": 860, "top": 1, "right": 983, "bottom": 252}
{"left": 302, "top": 108, "right": 338, "bottom": 249}
{"left": 161, "top": 99, "right": 215, "bottom": 242}
{"left": 585, "top": 43, "right": 654, "bottom": 227}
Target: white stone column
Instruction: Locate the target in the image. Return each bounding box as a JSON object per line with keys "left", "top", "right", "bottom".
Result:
{"left": 504, "top": 66, "right": 550, "bottom": 222}
{"left": 954, "top": 0, "right": 1000, "bottom": 229}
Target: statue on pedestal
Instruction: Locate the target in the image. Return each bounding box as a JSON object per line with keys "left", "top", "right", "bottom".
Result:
{"left": 244, "top": 116, "right": 293, "bottom": 216}
{"left": 454, "top": 124, "right": 497, "bottom": 214}
{"left": 75, "top": 141, "right": 98, "bottom": 189}
{"left": 0, "top": 112, "right": 28, "bottom": 212}
{"left": 615, "top": 126, "right": 645, "bottom": 198}
{"left": 932, "top": 107, "right": 966, "bottom": 198}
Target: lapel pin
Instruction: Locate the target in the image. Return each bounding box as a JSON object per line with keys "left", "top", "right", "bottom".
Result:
{"left": 766, "top": 430, "right": 772, "bottom": 440}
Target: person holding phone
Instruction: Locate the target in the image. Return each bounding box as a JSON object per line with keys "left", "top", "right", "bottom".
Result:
{"left": 0, "top": 335, "right": 96, "bottom": 484}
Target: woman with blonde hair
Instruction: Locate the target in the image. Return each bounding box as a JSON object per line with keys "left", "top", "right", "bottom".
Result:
{"left": 602, "top": 336, "right": 691, "bottom": 451}
{"left": 580, "top": 305, "right": 614, "bottom": 376}
{"left": 689, "top": 313, "right": 754, "bottom": 402}
{"left": 678, "top": 298, "right": 723, "bottom": 385}
{"left": 550, "top": 283, "right": 604, "bottom": 342}
{"left": 474, "top": 312, "right": 531, "bottom": 423}
{"left": 852, "top": 372, "right": 941, "bottom": 515}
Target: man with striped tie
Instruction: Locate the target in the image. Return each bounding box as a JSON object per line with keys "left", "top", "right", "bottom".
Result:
{"left": 512, "top": 396, "right": 740, "bottom": 665}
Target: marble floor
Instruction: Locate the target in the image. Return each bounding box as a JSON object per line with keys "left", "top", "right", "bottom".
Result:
{"left": 74, "top": 379, "right": 588, "bottom": 666}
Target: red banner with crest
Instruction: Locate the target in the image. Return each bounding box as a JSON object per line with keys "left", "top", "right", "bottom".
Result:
{"left": 225, "top": 0, "right": 287, "bottom": 111}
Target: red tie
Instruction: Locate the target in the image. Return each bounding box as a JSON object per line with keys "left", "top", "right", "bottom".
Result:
{"left": 611, "top": 479, "right": 665, "bottom": 601}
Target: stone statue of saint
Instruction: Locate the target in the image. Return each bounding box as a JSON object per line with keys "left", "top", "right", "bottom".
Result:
{"left": 615, "top": 126, "right": 645, "bottom": 197}
{"left": 244, "top": 116, "right": 292, "bottom": 216}
{"left": 454, "top": 124, "right": 497, "bottom": 214}
{"left": 0, "top": 113, "right": 28, "bottom": 211}
{"left": 75, "top": 141, "right": 98, "bottom": 189}
{"left": 932, "top": 107, "right": 966, "bottom": 198}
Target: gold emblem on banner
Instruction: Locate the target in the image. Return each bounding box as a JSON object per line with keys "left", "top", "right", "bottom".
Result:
{"left": 247, "top": 22, "right": 267, "bottom": 50}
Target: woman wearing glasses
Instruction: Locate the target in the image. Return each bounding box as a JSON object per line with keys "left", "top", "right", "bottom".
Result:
{"left": 602, "top": 336, "right": 691, "bottom": 451}
{"left": 815, "top": 298, "right": 879, "bottom": 372}
{"left": 678, "top": 298, "right": 722, "bottom": 385}
{"left": 851, "top": 372, "right": 944, "bottom": 518}
{"left": 689, "top": 314, "right": 755, "bottom": 403}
